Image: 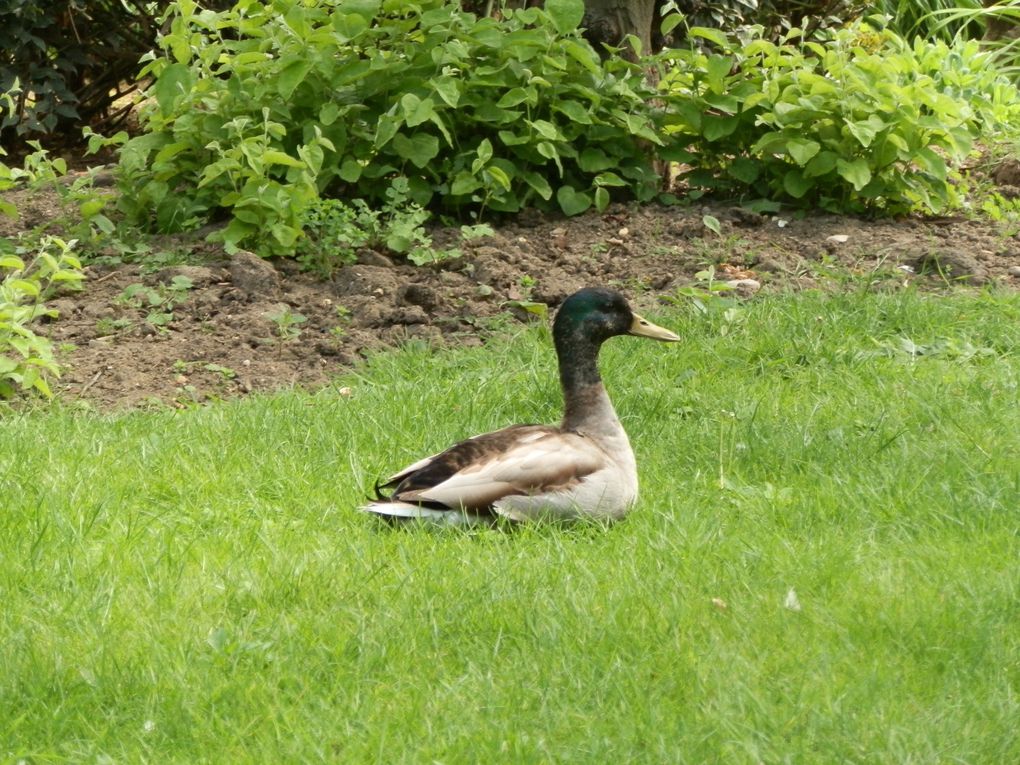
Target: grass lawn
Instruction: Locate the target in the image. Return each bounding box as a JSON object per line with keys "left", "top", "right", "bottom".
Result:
{"left": 2, "top": 287, "right": 1019, "bottom": 763}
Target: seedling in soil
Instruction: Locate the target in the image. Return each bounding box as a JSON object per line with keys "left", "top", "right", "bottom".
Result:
{"left": 265, "top": 306, "right": 307, "bottom": 342}
{"left": 329, "top": 306, "right": 352, "bottom": 342}
{"left": 95, "top": 317, "right": 133, "bottom": 337}
{"left": 116, "top": 276, "right": 194, "bottom": 330}
{"left": 203, "top": 363, "right": 237, "bottom": 380}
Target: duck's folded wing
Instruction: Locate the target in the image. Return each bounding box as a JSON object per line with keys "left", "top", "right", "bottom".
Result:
{"left": 382, "top": 426, "right": 605, "bottom": 511}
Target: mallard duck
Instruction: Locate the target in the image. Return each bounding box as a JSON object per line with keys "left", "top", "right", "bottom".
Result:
{"left": 360, "top": 287, "right": 679, "bottom": 524}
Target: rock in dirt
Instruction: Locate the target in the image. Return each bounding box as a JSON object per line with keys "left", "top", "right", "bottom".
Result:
{"left": 356, "top": 249, "right": 395, "bottom": 268}
{"left": 910, "top": 251, "right": 988, "bottom": 284}
{"left": 724, "top": 207, "right": 765, "bottom": 228}
{"left": 993, "top": 159, "right": 1020, "bottom": 187}
{"left": 400, "top": 283, "right": 439, "bottom": 310}
{"left": 333, "top": 265, "right": 401, "bottom": 298}
{"left": 391, "top": 306, "right": 429, "bottom": 325}
{"left": 152, "top": 265, "right": 221, "bottom": 287}
{"left": 1007, "top": 266, "right": 1020, "bottom": 278}
{"left": 230, "top": 250, "right": 280, "bottom": 295}
{"left": 48, "top": 298, "right": 78, "bottom": 320}
{"left": 726, "top": 278, "right": 762, "bottom": 296}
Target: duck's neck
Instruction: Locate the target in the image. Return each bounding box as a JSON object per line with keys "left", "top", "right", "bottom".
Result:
{"left": 557, "top": 333, "right": 623, "bottom": 437}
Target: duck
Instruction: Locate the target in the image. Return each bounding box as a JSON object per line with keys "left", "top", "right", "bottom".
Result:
{"left": 359, "top": 287, "right": 679, "bottom": 524}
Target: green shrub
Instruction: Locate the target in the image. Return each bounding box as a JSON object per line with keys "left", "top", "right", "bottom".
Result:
{"left": 658, "top": 20, "right": 1020, "bottom": 214}
{"left": 116, "top": 0, "right": 661, "bottom": 255}
{"left": 0, "top": 236, "right": 84, "bottom": 398}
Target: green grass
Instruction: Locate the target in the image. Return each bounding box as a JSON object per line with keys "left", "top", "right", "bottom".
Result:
{"left": 2, "top": 288, "right": 1019, "bottom": 763}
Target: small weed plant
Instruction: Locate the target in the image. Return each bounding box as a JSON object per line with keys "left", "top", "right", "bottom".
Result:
{"left": 0, "top": 235, "right": 84, "bottom": 398}
{"left": 116, "top": 275, "right": 193, "bottom": 330}
{"left": 296, "top": 178, "right": 448, "bottom": 276}
{"left": 265, "top": 305, "right": 307, "bottom": 343}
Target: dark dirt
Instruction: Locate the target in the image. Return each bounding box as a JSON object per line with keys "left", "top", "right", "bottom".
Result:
{"left": 5, "top": 169, "right": 1020, "bottom": 409}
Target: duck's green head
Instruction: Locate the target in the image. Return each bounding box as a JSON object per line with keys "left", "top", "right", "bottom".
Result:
{"left": 553, "top": 288, "right": 680, "bottom": 346}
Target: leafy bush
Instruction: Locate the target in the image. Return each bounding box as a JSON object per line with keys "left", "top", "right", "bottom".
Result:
{"left": 116, "top": 0, "right": 661, "bottom": 255}
{"left": 0, "top": 236, "right": 84, "bottom": 398}
{"left": 657, "top": 20, "right": 1020, "bottom": 214}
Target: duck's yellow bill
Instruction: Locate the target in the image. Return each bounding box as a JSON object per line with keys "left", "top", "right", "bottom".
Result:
{"left": 629, "top": 313, "right": 680, "bottom": 342}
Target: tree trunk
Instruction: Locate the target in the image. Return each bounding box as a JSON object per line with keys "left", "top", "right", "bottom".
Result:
{"left": 580, "top": 0, "right": 658, "bottom": 59}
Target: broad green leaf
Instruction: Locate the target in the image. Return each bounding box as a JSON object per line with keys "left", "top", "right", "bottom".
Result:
{"left": 153, "top": 63, "right": 193, "bottom": 115}
{"left": 432, "top": 78, "right": 460, "bottom": 108}
{"left": 536, "top": 141, "right": 563, "bottom": 175}
{"left": 554, "top": 100, "right": 592, "bottom": 125}
{"left": 594, "top": 186, "right": 610, "bottom": 212}
{"left": 624, "top": 113, "right": 663, "bottom": 144}
{"left": 687, "top": 26, "right": 730, "bottom": 49}
{"left": 705, "top": 55, "right": 732, "bottom": 94}
{"left": 338, "top": 0, "right": 380, "bottom": 15}
{"left": 284, "top": 4, "right": 308, "bottom": 36}
{"left": 474, "top": 138, "right": 493, "bottom": 169}
{"left": 521, "top": 171, "right": 553, "bottom": 200}
{"left": 594, "top": 171, "right": 626, "bottom": 187}
{"left": 374, "top": 115, "right": 399, "bottom": 148}
{"left": 79, "top": 199, "right": 106, "bottom": 218}
{"left": 451, "top": 171, "right": 482, "bottom": 196}
{"left": 836, "top": 158, "right": 872, "bottom": 191}
{"left": 556, "top": 184, "right": 592, "bottom": 216}
{"left": 705, "top": 93, "right": 738, "bottom": 114}
{"left": 703, "top": 115, "right": 738, "bottom": 141}
{"left": 782, "top": 169, "right": 813, "bottom": 198}
{"left": 546, "top": 0, "right": 584, "bottom": 35}
{"left": 319, "top": 103, "right": 341, "bottom": 126}
{"left": 339, "top": 158, "right": 363, "bottom": 182}
{"left": 846, "top": 115, "right": 886, "bottom": 148}
{"left": 804, "top": 150, "right": 838, "bottom": 178}
{"left": 563, "top": 40, "right": 600, "bottom": 73}
{"left": 578, "top": 147, "right": 614, "bottom": 172}
{"left": 497, "top": 88, "right": 534, "bottom": 108}
{"left": 278, "top": 57, "right": 314, "bottom": 100}
{"left": 263, "top": 150, "right": 305, "bottom": 168}
{"left": 153, "top": 141, "right": 188, "bottom": 165}
{"left": 485, "top": 165, "right": 512, "bottom": 192}
{"left": 727, "top": 157, "right": 760, "bottom": 184}
{"left": 660, "top": 11, "right": 683, "bottom": 36}
{"left": 913, "top": 147, "right": 947, "bottom": 180}
{"left": 400, "top": 94, "right": 436, "bottom": 128}
{"left": 530, "top": 119, "right": 562, "bottom": 141}
{"left": 428, "top": 113, "right": 453, "bottom": 146}
{"left": 334, "top": 12, "right": 370, "bottom": 40}
{"left": 786, "top": 138, "right": 820, "bottom": 166}
{"left": 498, "top": 130, "right": 530, "bottom": 147}
{"left": 392, "top": 133, "right": 440, "bottom": 169}
{"left": 10, "top": 279, "right": 40, "bottom": 297}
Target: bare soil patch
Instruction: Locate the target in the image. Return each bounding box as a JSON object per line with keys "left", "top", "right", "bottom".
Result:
{"left": 6, "top": 180, "right": 1020, "bottom": 409}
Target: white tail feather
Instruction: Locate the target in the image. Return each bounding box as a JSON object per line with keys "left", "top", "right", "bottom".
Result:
{"left": 359, "top": 502, "right": 491, "bottom": 526}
